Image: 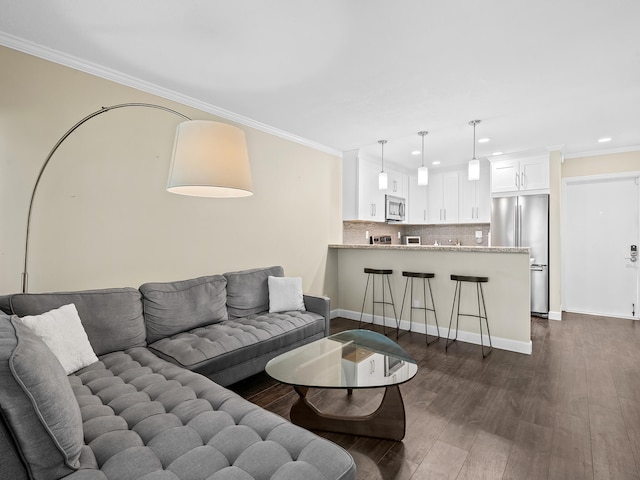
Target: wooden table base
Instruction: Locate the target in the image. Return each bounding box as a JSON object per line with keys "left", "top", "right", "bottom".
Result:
{"left": 290, "top": 385, "right": 406, "bottom": 441}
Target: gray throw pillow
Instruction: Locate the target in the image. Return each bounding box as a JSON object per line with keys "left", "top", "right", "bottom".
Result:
{"left": 140, "top": 275, "right": 229, "bottom": 343}
{"left": 0, "top": 316, "right": 83, "bottom": 480}
{"left": 224, "top": 266, "right": 284, "bottom": 319}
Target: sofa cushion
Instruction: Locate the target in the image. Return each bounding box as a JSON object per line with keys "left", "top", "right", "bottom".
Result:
{"left": 0, "top": 316, "right": 83, "bottom": 480}
{"left": 148, "top": 311, "right": 325, "bottom": 373}
{"left": 9, "top": 288, "right": 146, "bottom": 356}
{"left": 224, "top": 266, "right": 284, "bottom": 319}
{"left": 17, "top": 303, "right": 99, "bottom": 374}
{"left": 140, "top": 275, "right": 229, "bottom": 343}
{"left": 67, "top": 347, "right": 355, "bottom": 480}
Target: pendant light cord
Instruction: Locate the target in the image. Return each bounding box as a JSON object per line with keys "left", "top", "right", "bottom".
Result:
{"left": 378, "top": 139, "right": 387, "bottom": 172}
{"left": 469, "top": 119, "right": 481, "bottom": 160}
{"left": 418, "top": 131, "right": 428, "bottom": 167}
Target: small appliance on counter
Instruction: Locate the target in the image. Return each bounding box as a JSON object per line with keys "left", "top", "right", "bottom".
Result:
{"left": 402, "top": 236, "right": 421, "bottom": 245}
{"left": 371, "top": 235, "right": 392, "bottom": 244}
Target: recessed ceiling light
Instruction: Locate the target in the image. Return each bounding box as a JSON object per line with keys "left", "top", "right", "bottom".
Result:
{"left": 411, "top": 150, "right": 421, "bottom": 155}
{"left": 478, "top": 138, "right": 491, "bottom": 143}
{"left": 598, "top": 137, "right": 612, "bottom": 143}
{"left": 432, "top": 160, "right": 441, "bottom": 165}
{"left": 491, "top": 151, "right": 503, "bottom": 156}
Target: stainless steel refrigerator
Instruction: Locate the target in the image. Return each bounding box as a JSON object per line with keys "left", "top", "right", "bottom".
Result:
{"left": 491, "top": 194, "right": 549, "bottom": 316}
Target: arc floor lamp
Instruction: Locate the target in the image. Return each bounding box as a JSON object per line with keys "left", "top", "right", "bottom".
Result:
{"left": 21, "top": 102, "right": 253, "bottom": 293}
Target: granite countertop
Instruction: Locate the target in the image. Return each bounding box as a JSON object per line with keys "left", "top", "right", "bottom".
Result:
{"left": 329, "top": 244, "right": 530, "bottom": 254}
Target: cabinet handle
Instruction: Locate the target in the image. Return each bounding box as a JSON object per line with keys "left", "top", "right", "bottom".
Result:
{"left": 444, "top": 209, "right": 447, "bottom": 221}
{"left": 515, "top": 173, "right": 520, "bottom": 189}
{"left": 521, "top": 172, "right": 526, "bottom": 188}
{"left": 423, "top": 209, "right": 426, "bottom": 222}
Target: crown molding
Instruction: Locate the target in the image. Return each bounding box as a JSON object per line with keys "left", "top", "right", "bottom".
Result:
{"left": 0, "top": 33, "right": 342, "bottom": 157}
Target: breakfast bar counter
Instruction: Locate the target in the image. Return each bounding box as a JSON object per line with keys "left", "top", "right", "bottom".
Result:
{"left": 328, "top": 244, "right": 532, "bottom": 354}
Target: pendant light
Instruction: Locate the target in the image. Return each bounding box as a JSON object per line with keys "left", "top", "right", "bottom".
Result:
{"left": 468, "top": 120, "right": 481, "bottom": 181}
{"left": 378, "top": 139, "right": 388, "bottom": 190}
{"left": 417, "top": 131, "right": 429, "bottom": 185}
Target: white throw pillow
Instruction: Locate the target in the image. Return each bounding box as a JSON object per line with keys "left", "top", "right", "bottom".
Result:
{"left": 17, "top": 303, "right": 98, "bottom": 374}
{"left": 268, "top": 276, "right": 306, "bottom": 313}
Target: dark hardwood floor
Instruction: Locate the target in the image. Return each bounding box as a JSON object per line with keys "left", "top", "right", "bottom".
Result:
{"left": 229, "top": 315, "right": 640, "bottom": 479}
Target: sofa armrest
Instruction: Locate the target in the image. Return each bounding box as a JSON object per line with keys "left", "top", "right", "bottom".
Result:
{"left": 303, "top": 294, "right": 331, "bottom": 336}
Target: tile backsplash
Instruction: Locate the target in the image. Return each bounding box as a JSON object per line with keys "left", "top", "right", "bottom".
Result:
{"left": 343, "top": 221, "right": 490, "bottom": 246}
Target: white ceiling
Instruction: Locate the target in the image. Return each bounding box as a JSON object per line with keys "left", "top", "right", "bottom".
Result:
{"left": 2, "top": 1, "right": 640, "bottom": 171}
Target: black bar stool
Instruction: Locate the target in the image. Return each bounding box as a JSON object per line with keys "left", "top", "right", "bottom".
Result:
{"left": 446, "top": 274, "right": 492, "bottom": 358}
{"left": 400, "top": 271, "right": 440, "bottom": 345}
{"left": 358, "top": 268, "right": 399, "bottom": 336}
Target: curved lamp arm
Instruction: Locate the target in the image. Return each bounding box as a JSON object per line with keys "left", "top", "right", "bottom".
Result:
{"left": 22, "top": 103, "right": 191, "bottom": 293}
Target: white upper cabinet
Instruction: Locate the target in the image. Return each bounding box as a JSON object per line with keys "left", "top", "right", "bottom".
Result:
{"left": 490, "top": 155, "right": 550, "bottom": 194}
{"left": 357, "top": 155, "right": 386, "bottom": 221}
{"left": 428, "top": 171, "right": 459, "bottom": 224}
{"left": 408, "top": 174, "right": 428, "bottom": 224}
{"left": 342, "top": 149, "right": 407, "bottom": 222}
{"left": 387, "top": 169, "right": 407, "bottom": 198}
{"left": 460, "top": 162, "right": 490, "bottom": 223}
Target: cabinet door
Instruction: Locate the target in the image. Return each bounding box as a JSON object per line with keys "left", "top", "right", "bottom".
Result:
{"left": 442, "top": 172, "right": 459, "bottom": 223}
{"left": 461, "top": 164, "right": 491, "bottom": 222}
{"left": 408, "top": 174, "right": 428, "bottom": 224}
{"left": 520, "top": 156, "right": 550, "bottom": 191}
{"left": 491, "top": 160, "right": 519, "bottom": 193}
{"left": 358, "top": 158, "right": 385, "bottom": 221}
{"left": 428, "top": 173, "right": 444, "bottom": 223}
{"left": 476, "top": 165, "right": 491, "bottom": 221}
{"left": 428, "top": 171, "right": 459, "bottom": 223}
{"left": 459, "top": 176, "right": 478, "bottom": 223}
{"left": 387, "top": 169, "right": 402, "bottom": 196}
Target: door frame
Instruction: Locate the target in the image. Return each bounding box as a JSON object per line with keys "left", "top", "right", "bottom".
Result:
{"left": 562, "top": 171, "right": 640, "bottom": 319}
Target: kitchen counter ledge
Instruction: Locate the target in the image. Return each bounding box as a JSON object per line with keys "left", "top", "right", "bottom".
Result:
{"left": 329, "top": 244, "right": 529, "bottom": 254}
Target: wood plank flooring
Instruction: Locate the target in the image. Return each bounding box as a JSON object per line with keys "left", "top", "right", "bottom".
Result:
{"left": 229, "top": 314, "right": 640, "bottom": 479}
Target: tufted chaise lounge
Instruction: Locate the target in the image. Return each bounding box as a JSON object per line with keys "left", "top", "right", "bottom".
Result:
{"left": 0, "top": 266, "right": 356, "bottom": 480}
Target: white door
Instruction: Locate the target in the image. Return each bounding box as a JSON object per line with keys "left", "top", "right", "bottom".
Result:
{"left": 563, "top": 175, "right": 639, "bottom": 318}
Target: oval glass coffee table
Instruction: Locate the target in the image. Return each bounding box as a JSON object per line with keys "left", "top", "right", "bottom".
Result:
{"left": 265, "top": 329, "right": 418, "bottom": 441}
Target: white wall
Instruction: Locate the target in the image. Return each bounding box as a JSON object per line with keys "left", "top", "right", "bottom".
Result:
{"left": 0, "top": 46, "right": 342, "bottom": 297}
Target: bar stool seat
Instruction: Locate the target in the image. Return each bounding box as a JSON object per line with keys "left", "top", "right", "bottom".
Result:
{"left": 400, "top": 271, "right": 440, "bottom": 345}
{"left": 450, "top": 274, "right": 488, "bottom": 283}
{"left": 364, "top": 268, "right": 393, "bottom": 275}
{"left": 359, "top": 268, "right": 399, "bottom": 336}
{"left": 446, "top": 274, "right": 492, "bottom": 357}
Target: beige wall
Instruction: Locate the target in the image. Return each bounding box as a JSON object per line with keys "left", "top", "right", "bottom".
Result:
{"left": 562, "top": 150, "right": 640, "bottom": 178}
{"left": 0, "top": 46, "right": 342, "bottom": 296}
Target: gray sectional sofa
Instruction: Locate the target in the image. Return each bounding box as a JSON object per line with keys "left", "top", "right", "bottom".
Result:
{"left": 0, "top": 266, "right": 356, "bottom": 480}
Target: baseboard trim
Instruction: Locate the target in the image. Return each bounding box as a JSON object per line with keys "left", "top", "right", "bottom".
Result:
{"left": 335, "top": 309, "right": 532, "bottom": 355}
{"left": 548, "top": 311, "right": 562, "bottom": 321}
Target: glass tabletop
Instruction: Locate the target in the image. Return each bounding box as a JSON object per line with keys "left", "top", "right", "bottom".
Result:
{"left": 265, "top": 329, "right": 418, "bottom": 389}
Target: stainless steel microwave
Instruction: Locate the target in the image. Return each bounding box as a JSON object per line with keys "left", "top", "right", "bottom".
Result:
{"left": 385, "top": 195, "right": 405, "bottom": 222}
